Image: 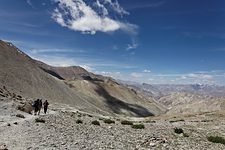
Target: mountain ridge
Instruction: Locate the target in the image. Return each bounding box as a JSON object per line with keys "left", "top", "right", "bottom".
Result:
{"left": 0, "top": 40, "right": 166, "bottom": 117}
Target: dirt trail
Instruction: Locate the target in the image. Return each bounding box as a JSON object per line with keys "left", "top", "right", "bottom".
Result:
{"left": 0, "top": 99, "right": 56, "bottom": 127}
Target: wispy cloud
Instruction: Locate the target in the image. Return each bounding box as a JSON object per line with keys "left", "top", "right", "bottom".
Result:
{"left": 31, "top": 54, "right": 78, "bottom": 67}
{"left": 30, "top": 48, "right": 85, "bottom": 54}
{"left": 126, "top": 39, "right": 138, "bottom": 50}
{"left": 80, "top": 65, "right": 93, "bottom": 71}
{"left": 26, "top": 0, "right": 35, "bottom": 9}
{"left": 26, "top": 0, "right": 32, "bottom": 6}
{"left": 20, "top": 42, "right": 138, "bottom": 71}
{"left": 143, "top": 69, "right": 151, "bottom": 73}
{"left": 52, "top": 0, "right": 137, "bottom": 34}
{"left": 146, "top": 1, "right": 166, "bottom": 8}
{"left": 185, "top": 73, "right": 213, "bottom": 79}
{"left": 112, "top": 70, "right": 225, "bottom": 85}
{"left": 30, "top": 52, "right": 139, "bottom": 73}
{"left": 130, "top": 72, "right": 143, "bottom": 78}
{"left": 0, "top": 10, "right": 41, "bottom": 17}
{"left": 0, "top": 20, "right": 39, "bottom": 28}
{"left": 96, "top": 71, "right": 122, "bottom": 78}
{"left": 126, "top": 1, "right": 166, "bottom": 10}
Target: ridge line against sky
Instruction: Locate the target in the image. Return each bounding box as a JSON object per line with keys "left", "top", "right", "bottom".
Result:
{"left": 0, "top": 0, "right": 225, "bottom": 85}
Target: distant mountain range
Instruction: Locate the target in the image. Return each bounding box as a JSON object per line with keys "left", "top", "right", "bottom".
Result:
{"left": 121, "top": 82, "right": 225, "bottom": 98}
{"left": 120, "top": 81, "right": 225, "bottom": 114}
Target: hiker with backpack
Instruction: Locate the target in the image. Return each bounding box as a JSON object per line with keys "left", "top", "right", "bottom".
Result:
{"left": 33, "top": 99, "right": 39, "bottom": 115}
{"left": 38, "top": 99, "right": 42, "bottom": 115}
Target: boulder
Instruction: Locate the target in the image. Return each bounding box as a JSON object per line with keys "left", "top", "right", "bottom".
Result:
{"left": 17, "top": 102, "right": 33, "bottom": 114}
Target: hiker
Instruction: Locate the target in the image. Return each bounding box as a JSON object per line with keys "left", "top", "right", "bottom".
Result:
{"left": 43, "top": 100, "right": 49, "bottom": 114}
{"left": 33, "top": 99, "right": 39, "bottom": 115}
{"left": 38, "top": 99, "right": 42, "bottom": 115}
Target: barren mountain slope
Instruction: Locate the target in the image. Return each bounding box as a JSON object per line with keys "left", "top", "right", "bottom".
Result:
{"left": 37, "top": 61, "right": 166, "bottom": 117}
{"left": 0, "top": 40, "right": 165, "bottom": 117}
{"left": 159, "top": 92, "right": 225, "bottom": 114}
{"left": 38, "top": 62, "right": 166, "bottom": 116}
{"left": 0, "top": 40, "right": 91, "bottom": 107}
{"left": 65, "top": 79, "right": 166, "bottom": 117}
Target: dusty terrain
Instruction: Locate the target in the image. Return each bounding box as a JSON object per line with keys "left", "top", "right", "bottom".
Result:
{"left": 1, "top": 89, "right": 225, "bottom": 150}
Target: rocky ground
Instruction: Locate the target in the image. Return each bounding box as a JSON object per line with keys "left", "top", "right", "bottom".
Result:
{"left": 1, "top": 89, "right": 225, "bottom": 150}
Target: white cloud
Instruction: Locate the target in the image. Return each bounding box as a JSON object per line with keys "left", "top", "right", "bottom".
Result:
{"left": 52, "top": 0, "right": 137, "bottom": 34}
{"left": 30, "top": 48, "right": 85, "bottom": 54}
{"left": 143, "top": 69, "right": 151, "bottom": 73}
{"left": 32, "top": 55, "right": 78, "bottom": 67}
{"left": 130, "top": 72, "right": 143, "bottom": 78}
{"left": 52, "top": 9, "right": 66, "bottom": 27}
{"left": 101, "top": 71, "right": 225, "bottom": 85}
{"left": 80, "top": 65, "right": 93, "bottom": 71}
{"left": 97, "top": 71, "right": 122, "bottom": 79}
{"left": 148, "top": 78, "right": 154, "bottom": 81}
{"left": 94, "top": 0, "right": 108, "bottom": 16}
{"left": 186, "top": 73, "right": 213, "bottom": 79}
{"left": 114, "top": 71, "right": 225, "bottom": 85}
{"left": 180, "top": 76, "right": 187, "bottom": 79}
{"left": 103, "top": 0, "right": 129, "bottom": 15}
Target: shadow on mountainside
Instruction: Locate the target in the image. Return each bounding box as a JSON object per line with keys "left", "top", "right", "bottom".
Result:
{"left": 92, "top": 81, "right": 154, "bottom": 117}
{"left": 38, "top": 66, "right": 154, "bottom": 117}
{"left": 40, "top": 67, "right": 65, "bottom": 80}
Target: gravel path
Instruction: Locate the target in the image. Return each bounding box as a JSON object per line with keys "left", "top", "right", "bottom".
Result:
{"left": 1, "top": 92, "right": 225, "bottom": 150}
{"left": 1, "top": 104, "right": 225, "bottom": 150}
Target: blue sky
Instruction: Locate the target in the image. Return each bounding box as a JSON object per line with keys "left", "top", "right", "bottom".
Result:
{"left": 1, "top": 0, "right": 225, "bottom": 85}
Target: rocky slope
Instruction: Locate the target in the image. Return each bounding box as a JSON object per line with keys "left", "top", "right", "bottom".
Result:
{"left": 64, "top": 79, "right": 166, "bottom": 117}
{"left": 158, "top": 92, "right": 225, "bottom": 114}
{"left": 1, "top": 91, "right": 225, "bottom": 150}
{"left": 0, "top": 40, "right": 165, "bottom": 117}
{"left": 0, "top": 40, "right": 88, "bottom": 109}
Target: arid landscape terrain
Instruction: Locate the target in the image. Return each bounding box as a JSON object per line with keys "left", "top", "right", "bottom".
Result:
{"left": 1, "top": 0, "right": 225, "bottom": 149}
{"left": 1, "top": 83, "right": 225, "bottom": 150}
{"left": 1, "top": 40, "right": 225, "bottom": 150}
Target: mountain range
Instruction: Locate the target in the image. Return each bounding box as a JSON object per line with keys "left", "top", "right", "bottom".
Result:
{"left": 1, "top": 39, "right": 225, "bottom": 116}
{"left": 124, "top": 82, "right": 225, "bottom": 98}
{"left": 0, "top": 40, "right": 166, "bottom": 117}
{"left": 122, "top": 82, "right": 225, "bottom": 114}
